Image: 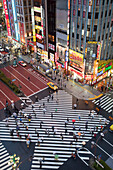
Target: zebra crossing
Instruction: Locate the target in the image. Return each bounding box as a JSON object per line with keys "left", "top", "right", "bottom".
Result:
{"left": 92, "top": 95, "right": 113, "bottom": 113}
{"left": 0, "top": 141, "right": 13, "bottom": 170}
{"left": 0, "top": 90, "right": 110, "bottom": 169}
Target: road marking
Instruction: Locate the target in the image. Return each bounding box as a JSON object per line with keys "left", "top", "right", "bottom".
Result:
{"left": 95, "top": 143, "right": 113, "bottom": 160}
{"left": 0, "top": 101, "right": 5, "bottom": 107}
{"left": 103, "top": 138, "right": 113, "bottom": 147}
{"left": 0, "top": 90, "right": 12, "bottom": 102}
{"left": 4, "top": 68, "right": 34, "bottom": 93}
{"left": 89, "top": 93, "right": 103, "bottom": 100}
{"left": 28, "top": 87, "right": 49, "bottom": 97}
{"left": 10, "top": 66, "right": 40, "bottom": 90}
{"left": 19, "top": 65, "right": 48, "bottom": 85}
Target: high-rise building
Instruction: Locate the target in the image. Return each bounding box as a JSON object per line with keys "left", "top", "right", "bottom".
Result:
{"left": 69, "top": 0, "right": 113, "bottom": 80}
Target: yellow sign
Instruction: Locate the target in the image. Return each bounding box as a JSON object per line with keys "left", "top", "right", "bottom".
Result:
{"left": 88, "top": 41, "right": 97, "bottom": 44}
{"left": 69, "top": 49, "right": 84, "bottom": 65}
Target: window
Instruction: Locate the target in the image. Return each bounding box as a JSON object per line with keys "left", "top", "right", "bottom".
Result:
{"left": 107, "top": 22, "right": 109, "bottom": 28}
{"left": 23, "top": 0, "right": 26, "bottom": 6}
{"left": 88, "top": 12, "right": 91, "bottom": 19}
{"left": 77, "top": 34, "right": 79, "bottom": 39}
{"left": 29, "top": 0, "right": 31, "bottom": 5}
{"left": 105, "top": 11, "right": 107, "bottom": 17}
{"left": 94, "top": 25, "right": 97, "bottom": 31}
{"left": 95, "top": 12, "right": 99, "bottom": 19}
{"left": 109, "top": 10, "right": 111, "bottom": 16}
{"left": 78, "top": 10, "right": 80, "bottom": 16}
{"left": 105, "top": 34, "right": 108, "bottom": 39}
{"left": 87, "top": 25, "right": 90, "bottom": 31}
{"left": 103, "top": 23, "right": 105, "bottom": 29}
{"left": 98, "top": 36, "right": 100, "bottom": 41}
{"left": 101, "top": 12, "right": 103, "bottom": 18}
{"left": 83, "top": 11, "right": 86, "bottom": 18}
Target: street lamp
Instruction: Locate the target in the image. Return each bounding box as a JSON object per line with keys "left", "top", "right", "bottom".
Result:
{"left": 8, "top": 154, "right": 20, "bottom": 169}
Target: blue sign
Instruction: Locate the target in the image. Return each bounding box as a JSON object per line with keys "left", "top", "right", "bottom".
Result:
{"left": 12, "top": 79, "right": 16, "bottom": 82}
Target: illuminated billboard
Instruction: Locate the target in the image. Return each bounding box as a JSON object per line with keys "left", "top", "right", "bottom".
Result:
{"left": 3, "top": 0, "right": 11, "bottom": 36}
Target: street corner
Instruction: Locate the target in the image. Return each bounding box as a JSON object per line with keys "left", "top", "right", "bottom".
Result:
{"left": 88, "top": 93, "right": 103, "bottom": 101}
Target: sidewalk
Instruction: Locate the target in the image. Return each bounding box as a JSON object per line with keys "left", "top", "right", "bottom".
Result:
{"left": 19, "top": 54, "right": 103, "bottom": 101}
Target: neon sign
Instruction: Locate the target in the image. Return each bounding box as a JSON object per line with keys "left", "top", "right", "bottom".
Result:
{"left": 3, "top": 0, "right": 11, "bottom": 36}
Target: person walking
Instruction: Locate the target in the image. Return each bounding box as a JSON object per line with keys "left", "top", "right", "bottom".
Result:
{"left": 40, "top": 121, "right": 43, "bottom": 129}
{"left": 51, "top": 112, "right": 53, "bottom": 118}
{"left": 52, "top": 126, "right": 54, "bottom": 132}
{"left": 51, "top": 94, "right": 54, "bottom": 100}
{"left": 43, "top": 108, "right": 46, "bottom": 114}
{"left": 28, "top": 77, "right": 30, "bottom": 81}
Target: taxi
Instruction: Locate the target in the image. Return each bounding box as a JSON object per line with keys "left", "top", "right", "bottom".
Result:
{"left": 47, "top": 82, "right": 58, "bottom": 91}
{"left": 109, "top": 124, "right": 113, "bottom": 132}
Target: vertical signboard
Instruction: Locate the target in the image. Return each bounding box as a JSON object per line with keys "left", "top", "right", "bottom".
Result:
{"left": 97, "top": 42, "right": 101, "bottom": 61}
{"left": 3, "top": 0, "right": 11, "bottom": 36}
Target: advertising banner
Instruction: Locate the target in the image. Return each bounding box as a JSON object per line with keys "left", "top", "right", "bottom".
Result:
{"left": 69, "top": 49, "right": 83, "bottom": 64}
{"left": 3, "top": 0, "right": 11, "bottom": 36}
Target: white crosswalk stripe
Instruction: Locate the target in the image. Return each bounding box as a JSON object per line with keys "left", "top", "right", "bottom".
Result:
{"left": 0, "top": 90, "right": 109, "bottom": 169}
{"left": 92, "top": 95, "right": 113, "bottom": 113}
{"left": 0, "top": 142, "right": 13, "bottom": 170}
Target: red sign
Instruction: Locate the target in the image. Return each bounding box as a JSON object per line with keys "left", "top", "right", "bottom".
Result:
{"left": 36, "top": 34, "right": 42, "bottom": 40}
{"left": 3, "top": 0, "right": 11, "bottom": 36}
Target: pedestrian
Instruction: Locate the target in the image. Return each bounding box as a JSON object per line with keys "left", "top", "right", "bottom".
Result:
{"left": 76, "top": 98, "right": 79, "bottom": 104}
{"left": 35, "top": 95, "right": 39, "bottom": 102}
{"left": 65, "top": 128, "right": 67, "bottom": 134}
{"left": 40, "top": 121, "right": 42, "bottom": 129}
{"left": 73, "top": 125, "right": 75, "bottom": 130}
{"left": 10, "top": 129, "right": 14, "bottom": 136}
{"left": 55, "top": 108, "right": 57, "bottom": 113}
{"left": 6, "top": 100, "right": 8, "bottom": 107}
{"left": 100, "top": 132, "right": 104, "bottom": 139}
{"left": 51, "top": 112, "right": 53, "bottom": 118}
{"left": 85, "top": 124, "right": 88, "bottom": 130}
{"left": 39, "top": 104, "right": 41, "bottom": 109}
{"left": 51, "top": 94, "right": 53, "bottom": 100}
{"left": 40, "top": 159, "right": 42, "bottom": 168}
{"left": 43, "top": 108, "right": 46, "bottom": 114}
{"left": 78, "top": 114, "right": 81, "bottom": 121}
{"left": 28, "top": 76, "right": 30, "bottom": 81}
{"left": 56, "top": 98, "right": 59, "bottom": 104}
{"left": 67, "top": 117, "right": 69, "bottom": 122}
{"left": 52, "top": 126, "right": 54, "bottom": 132}
{"left": 65, "top": 121, "right": 67, "bottom": 127}
{"left": 43, "top": 102, "right": 45, "bottom": 107}
{"left": 47, "top": 96, "right": 49, "bottom": 102}
{"left": 26, "top": 138, "right": 30, "bottom": 148}
{"left": 70, "top": 141, "right": 73, "bottom": 146}
{"left": 60, "top": 133, "right": 63, "bottom": 140}
{"left": 11, "top": 100, "right": 14, "bottom": 109}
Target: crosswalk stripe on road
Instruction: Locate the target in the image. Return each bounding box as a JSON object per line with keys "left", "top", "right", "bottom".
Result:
{"left": 92, "top": 95, "right": 113, "bottom": 113}
{"left": 0, "top": 90, "right": 109, "bottom": 169}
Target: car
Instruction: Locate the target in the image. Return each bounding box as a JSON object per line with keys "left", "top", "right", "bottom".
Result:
{"left": 13, "top": 57, "right": 17, "bottom": 67}
{"left": 47, "top": 82, "right": 58, "bottom": 91}
{"left": 18, "top": 61, "right": 27, "bottom": 67}
{"left": 109, "top": 124, "right": 113, "bottom": 132}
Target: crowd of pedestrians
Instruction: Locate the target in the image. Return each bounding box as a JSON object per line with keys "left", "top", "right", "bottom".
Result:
{"left": 3, "top": 91, "right": 108, "bottom": 168}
